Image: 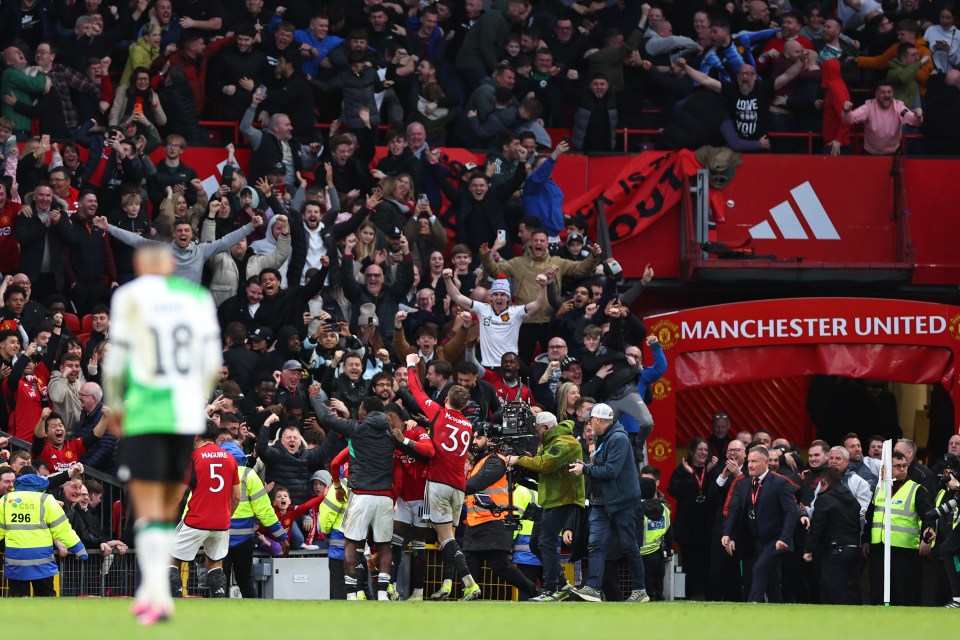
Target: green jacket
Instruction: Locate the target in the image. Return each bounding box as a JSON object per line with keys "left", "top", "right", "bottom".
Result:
{"left": 886, "top": 58, "right": 922, "bottom": 106}
{"left": 515, "top": 420, "right": 585, "bottom": 509}
{"left": 455, "top": 8, "right": 510, "bottom": 72}
{"left": 1, "top": 67, "right": 48, "bottom": 131}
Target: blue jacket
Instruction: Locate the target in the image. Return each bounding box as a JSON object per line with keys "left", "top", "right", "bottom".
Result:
{"left": 522, "top": 157, "right": 565, "bottom": 237}
{"left": 77, "top": 403, "right": 117, "bottom": 475}
{"left": 584, "top": 421, "right": 641, "bottom": 514}
{"left": 698, "top": 28, "right": 779, "bottom": 82}
{"left": 619, "top": 342, "right": 668, "bottom": 434}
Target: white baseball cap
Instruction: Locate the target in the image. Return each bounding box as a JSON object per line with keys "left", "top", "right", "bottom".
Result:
{"left": 589, "top": 403, "right": 615, "bottom": 420}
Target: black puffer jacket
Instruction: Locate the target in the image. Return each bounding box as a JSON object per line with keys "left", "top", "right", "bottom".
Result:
{"left": 255, "top": 414, "right": 326, "bottom": 505}
{"left": 312, "top": 397, "right": 395, "bottom": 494}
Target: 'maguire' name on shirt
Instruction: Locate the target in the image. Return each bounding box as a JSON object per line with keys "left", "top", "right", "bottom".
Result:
{"left": 200, "top": 451, "right": 231, "bottom": 459}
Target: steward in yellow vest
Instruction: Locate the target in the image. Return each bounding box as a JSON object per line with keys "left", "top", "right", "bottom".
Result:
{"left": 0, "top": 470, "right": 88, "bottom": 597}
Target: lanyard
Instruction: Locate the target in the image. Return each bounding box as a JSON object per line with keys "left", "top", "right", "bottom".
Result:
{"left": 751, "top": 478, "right": 762, "bottom": 506}
{"left": 693, "top": 465, "right": 706, "bottom": 494}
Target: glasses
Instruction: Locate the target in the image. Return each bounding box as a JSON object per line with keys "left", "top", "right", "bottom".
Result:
{"left": 893, "top": 463, "right": 909, "bottom": 469}
{"left": 366, "top": 273, "right": 383, "bottom": 279}
{"left": 78, "top": 392, "right": 97, "bottom": 398}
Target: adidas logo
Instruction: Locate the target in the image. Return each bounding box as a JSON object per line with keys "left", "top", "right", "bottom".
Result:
{"left": 748, "top": 182, "right": 840, "bottom": 241}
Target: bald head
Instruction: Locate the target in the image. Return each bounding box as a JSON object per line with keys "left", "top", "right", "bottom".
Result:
{"left": 134, "top": 244, "right": 175, "bottom": 276}
{"left": 946, "top": 69, "right": 960, "bottom": 87}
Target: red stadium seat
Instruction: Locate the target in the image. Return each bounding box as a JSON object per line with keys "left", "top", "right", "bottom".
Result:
{"left": 81, "top": 314, "right": 93, "bottom": 333}
{"left": 63, "top": 312, "right": 81, "bottom": 334}
{"left": 77, "top": 332, "right": 91, "bottom": 346}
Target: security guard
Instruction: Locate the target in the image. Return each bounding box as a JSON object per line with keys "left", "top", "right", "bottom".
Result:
{"left": 463, "top": 427, "right": 541, "bottom": 600}
{"left": 931, "top": 469, "right": 960, "bottom": 606}
{"left": 638, "top": 471, "right": 672, "bottom": 601}
{"left": 512, "top": 484, "right": 542, "bottom": 590}
{"left": 222, "top": 442, "right": 288, "bottom": 599}
{"left": 864, "top": 450, "right": 935, "bottom": 606}
{"left": 320, "top": 466, "right": 349, "bottom": 600}
{"left": 0, "top": 467, "right": 88, "bottom": 596}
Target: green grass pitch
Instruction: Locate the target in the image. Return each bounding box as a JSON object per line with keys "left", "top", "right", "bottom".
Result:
{"left": 6, "top": 600, "right": 957, "bottom": 637}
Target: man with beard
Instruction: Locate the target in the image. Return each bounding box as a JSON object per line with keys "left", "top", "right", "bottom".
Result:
{"left": 253, "top": 260, "right": 328, "bottom": 334}
{"left": 218, "top": 277, "right": 264, "bottom": 332}
{"left": 341, "top": 260, "right": 414, "bottom": 341}
{"left": 677, "top": 55, "right": 807, "bottom": 146}
{"left": 393, "top": 309, "right": 469, "bottom": 382}
{"left": 239, "top": 374, "right": 275, "bottom": 420}
{"left": 468, "top": 351, "right": 533, "bottom": 405}
{"left": 210, "top": 25, "right": 269, "bottom": 121}
{"left": 842, "top": 82, "right": 923, "bottom": 155}
{"left": 286, "top": 201, "right": 327, "bottom": 287}
{"left": 205, "top": 215, "right": 290, "bottom": 307}
{"left": 47, "top": 353, "right": 83, "bottom": 432}
{"left": 842, "top": 432, "right": 880, "bottom": 489}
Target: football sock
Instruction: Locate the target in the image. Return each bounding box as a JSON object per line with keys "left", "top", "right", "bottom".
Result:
{"left": 134, "top": 519, "right": 175, "bottom": 604}
{"left": 440, "top": 537, "right": 475, "bottom": 588}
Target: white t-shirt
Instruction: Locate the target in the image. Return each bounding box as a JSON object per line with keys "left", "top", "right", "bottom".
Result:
{"left": 471, "top": 301, "right": 528, "bottom": 367}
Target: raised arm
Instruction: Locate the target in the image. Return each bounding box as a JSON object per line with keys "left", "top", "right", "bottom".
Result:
{"left": 523, "top": 272, "right": 550, "bottom": 317}
{"left": 441, "top": 268, "right": 473, "bottom": 311}
{"left": 676, "top": 58, "right": 722, "bottom": 92}
{"left": 404, "top": 353, "right": 441, "bottom": 420}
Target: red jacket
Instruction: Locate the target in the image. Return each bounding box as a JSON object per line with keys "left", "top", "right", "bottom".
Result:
{"left": 0, "top": 201, "right": 22, "bottom": 273}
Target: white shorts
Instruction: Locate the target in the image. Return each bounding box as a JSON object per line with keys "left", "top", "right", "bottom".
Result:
{"left": 395, "top": 498, "right": 430, "bottom": 528}
{"left": 425, "top": 480, "right": 464, "bottom": 525}
{"left": 341, "top": 493, "right": 394, "bottom": 543}
{"left": 170, "top": 523, "right": 230, "bottom": 562}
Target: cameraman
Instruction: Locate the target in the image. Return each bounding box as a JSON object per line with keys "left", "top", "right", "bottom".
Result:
{"left": 930, "top": 466, "right": 960, "bottom": 606}
{"left": 506, "top": 411, "right": 585, "bottom": 601}
{"left": 464, "top": 425, "right": 542, "bottom": 600}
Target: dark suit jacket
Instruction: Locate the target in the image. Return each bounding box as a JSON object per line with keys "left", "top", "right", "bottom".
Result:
{"left": 723, "top": 472, "right": 800, "bottom": 548}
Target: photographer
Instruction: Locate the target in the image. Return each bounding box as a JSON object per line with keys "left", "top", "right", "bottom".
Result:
{"left": 506, "top": 411, "right": 585, "bottom": 601}
{"left": 463, "top": 425, "right": 542, "bottom": 601}
{"left": 929, "top": 463, "right": 960, "bottom": 606}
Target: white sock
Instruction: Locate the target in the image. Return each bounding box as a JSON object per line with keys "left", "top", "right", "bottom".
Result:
{"left": 347, "top": 592, "right": 357, "bottom": 601}
{"left": 412, "top": 588, "right": 424, "bottom": 596}
{"left": 135, "top": 522, "right": 175, "bottom": 606}
{"left": 378, "top": 590, "right": 389, "bottom": 600}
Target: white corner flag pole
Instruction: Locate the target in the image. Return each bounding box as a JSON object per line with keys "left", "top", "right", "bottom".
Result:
{"left": 882, "top": 439, "right": 893, "bottom": 606}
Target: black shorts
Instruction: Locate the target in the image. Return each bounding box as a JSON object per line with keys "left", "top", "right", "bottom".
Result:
{"left": 117, "top": 434, "right": 195, "bottom": 483}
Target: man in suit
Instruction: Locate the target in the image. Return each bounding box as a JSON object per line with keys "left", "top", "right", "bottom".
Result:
{"left": 721, "top": 445, "right": 800, "bottom": 602}
{"left": 705, "top": 438, "right": 746, "bottom": 601}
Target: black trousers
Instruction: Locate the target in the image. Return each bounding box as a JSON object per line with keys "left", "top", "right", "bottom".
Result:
{"left": 678, "top": 540, "right": 710, "bottom": 600}
{"left": 869, "top": 545, "right": 922, "bottom": 606}
{"left": 464, "top": 549, "right": 540, "bottom": 599}
{"left": 820, "top": 546, "right": 861, "bottom": 605}
{"left": 515, "top": 563, "right": 542, "bottom": 600}
{"left": 9, "top": 576, "right": 56, "bottom": 597}
{"left": 223, "top": 538, "right": 256, "bottom": 598}
{"left": 642, "top": 551, "right": 665, "bottom": 600}
{"left": 329, "top": 558, "right": 346, "bottom": 600}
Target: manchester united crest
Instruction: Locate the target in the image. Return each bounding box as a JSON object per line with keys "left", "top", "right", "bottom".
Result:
{"left": 648, "top": 437, "right": 673, "bottom": 463}
{"left": 500, "top": 313, "right": 510, "bottom": 322}
{"left": 652, "top": 377, "right": 672, "bottom": 400}
{"left": 65, "top": 451, "right": 74, "bottom": 460}
{"left": 649, "top": 319, "right": 680, "bottom": 350}
{"left": 950, "top": 314, "right": 960, "bottom": 342}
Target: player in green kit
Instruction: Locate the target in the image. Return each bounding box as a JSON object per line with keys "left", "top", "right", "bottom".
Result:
{"left": 103, "top": 245, "right": 223, "bottom": 625}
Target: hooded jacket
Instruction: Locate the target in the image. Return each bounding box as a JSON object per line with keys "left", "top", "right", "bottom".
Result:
{"left": 312, "top": 396, "right": 395, "bottom": 494}
{"left": 515, "top": 420, "right": 585, "bottom": 509}
{"left": 522, "top": 157, "right": 565, "bottom": 237}
{"left": 204, "top": 216, "right": 291, "bottom": 307}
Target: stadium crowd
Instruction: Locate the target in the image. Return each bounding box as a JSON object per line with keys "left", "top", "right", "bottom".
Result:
{"left": 0, "top": 0, "right": 958, "bottom": 606}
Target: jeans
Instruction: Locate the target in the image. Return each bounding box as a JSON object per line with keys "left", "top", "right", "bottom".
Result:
{"left": 539, "top": 505, "right": 577, "bottom": 593}
{"left": 586, "top": 505, "right": 645, "bottom": 591}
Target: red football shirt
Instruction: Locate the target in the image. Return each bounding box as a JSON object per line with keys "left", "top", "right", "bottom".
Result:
{"left": 407, "top": 366, "right": 470, "bottom": 491}
{"left": 394, "top": 424, "right": 433, "bottom": 502}
{"left": 183, "top": 442, "right": 239, "bottom": 530}
{"left": 483, "top": 370, "right": 533, "bottom": 405}
{"left": 38, "top": 439, "right": 86, "bottom": 473}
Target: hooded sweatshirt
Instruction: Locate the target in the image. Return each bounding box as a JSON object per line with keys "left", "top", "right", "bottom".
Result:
{"left": 515, "top": 420, "right": 585, "bottom": 509}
